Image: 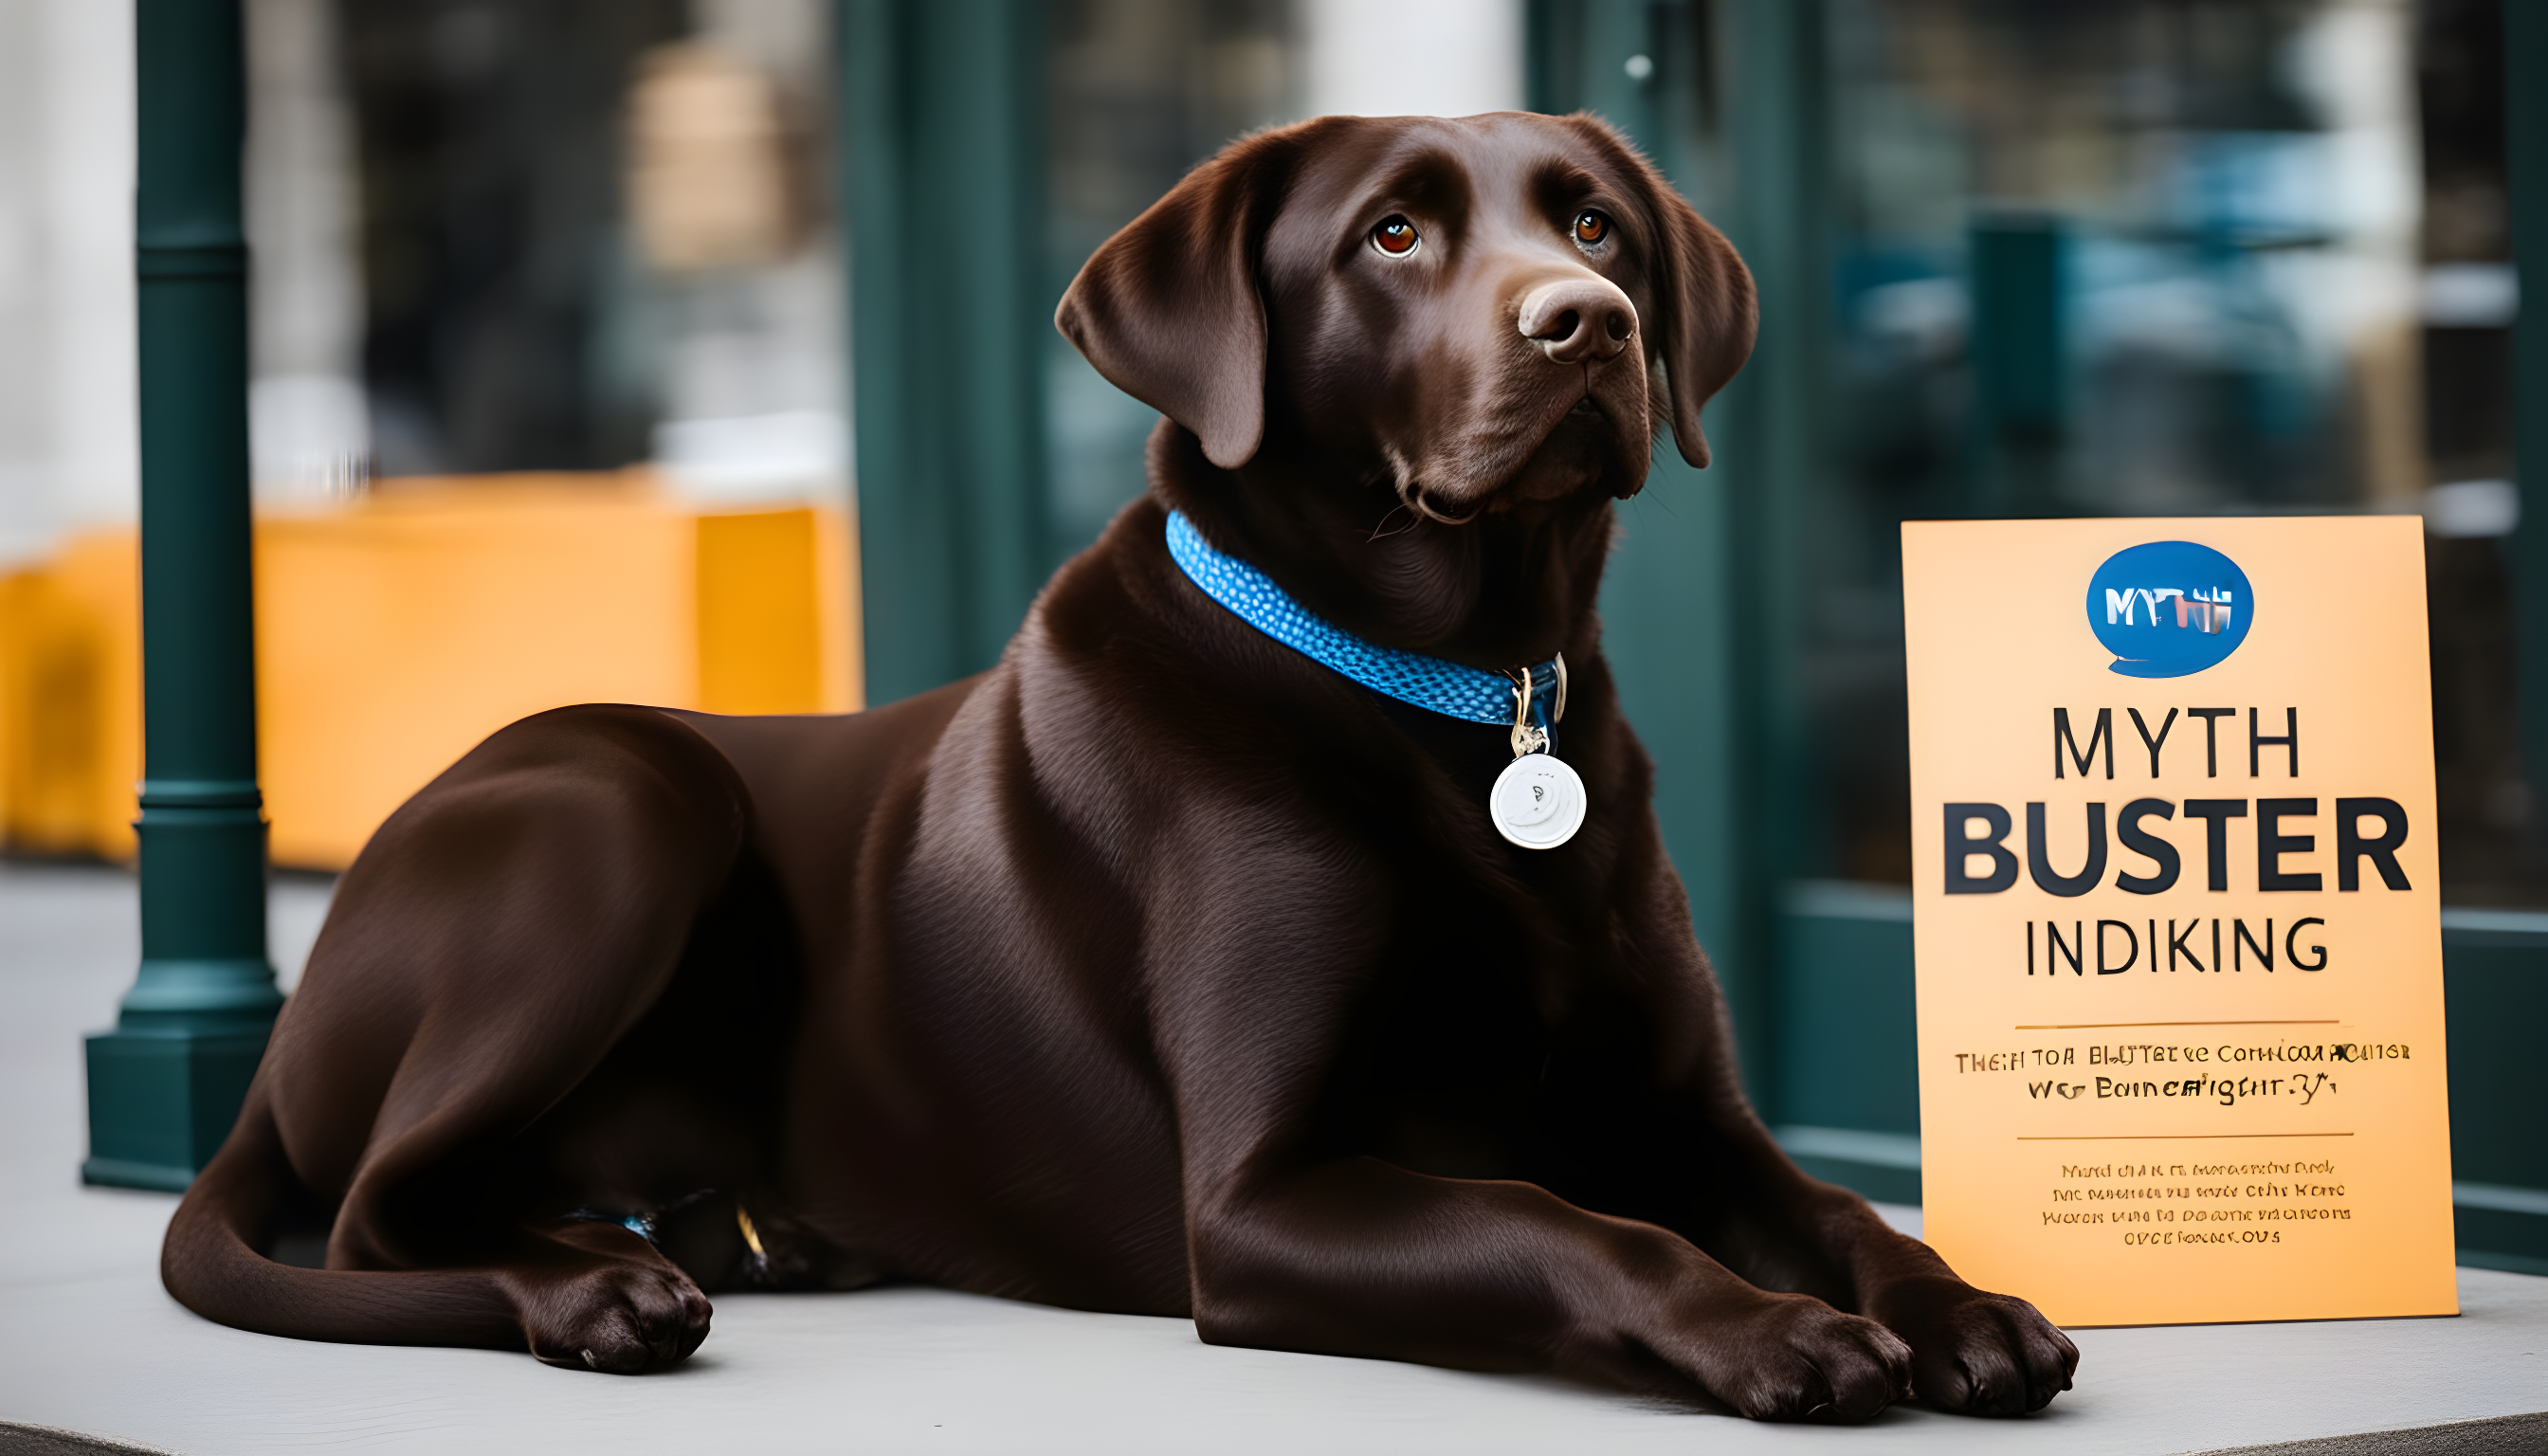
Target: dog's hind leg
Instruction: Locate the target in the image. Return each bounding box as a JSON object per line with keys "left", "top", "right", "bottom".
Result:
{"left": 165, "top": 1082, "right": 659, "bottom": 1359}
{"left": 164, "top": 705, "right": 749, "bottom": 1370}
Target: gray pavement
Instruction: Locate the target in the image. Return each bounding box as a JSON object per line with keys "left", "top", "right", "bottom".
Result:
{"left": 1, "top": 860, "right": 2541, "bottom": 1454}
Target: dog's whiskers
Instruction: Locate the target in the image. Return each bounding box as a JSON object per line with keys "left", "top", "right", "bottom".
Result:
{"left": 1369, "top": 503, "right": 1420, "bottom": 540}
{"left": 1396, "top": 482, "right": 1484, "bottom": 528}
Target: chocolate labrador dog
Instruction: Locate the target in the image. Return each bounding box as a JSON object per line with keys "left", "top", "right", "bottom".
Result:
{"left": 164, "top": 112, "right": 2076, "bottom": 1421}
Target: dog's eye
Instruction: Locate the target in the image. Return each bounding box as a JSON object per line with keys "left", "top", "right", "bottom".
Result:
{"left": 1371, "top": 217, "right": 1420, "bottom": 256}
{"left": 1574, "top": 210, "right": 1611, "bottom": 246}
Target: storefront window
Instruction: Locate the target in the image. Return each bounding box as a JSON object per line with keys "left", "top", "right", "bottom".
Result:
{"left": 1806, "top": 0, "right": 2527, "bottom": 903}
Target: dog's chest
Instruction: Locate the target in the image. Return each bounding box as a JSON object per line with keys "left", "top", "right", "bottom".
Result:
{"left": 1306, "top": 851, "right": 1617, "bottom": 1178}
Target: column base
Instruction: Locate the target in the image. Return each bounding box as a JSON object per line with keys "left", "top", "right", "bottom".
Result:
{"left": 82, "top": 1027, "right": 271, "bottom": 1191}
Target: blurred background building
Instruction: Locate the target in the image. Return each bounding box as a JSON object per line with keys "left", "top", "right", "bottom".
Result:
{"left": 0, "top": 0, "right": 2539, "bottom": 1264}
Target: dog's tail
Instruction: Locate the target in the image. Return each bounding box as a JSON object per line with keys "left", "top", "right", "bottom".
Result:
{"left": 161, "top": 1083, "right": 519, "bottom": 1349}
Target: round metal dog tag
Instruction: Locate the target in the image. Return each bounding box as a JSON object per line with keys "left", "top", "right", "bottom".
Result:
{"left": 1490, "top": 753, "right": 1586, "bottom": 849}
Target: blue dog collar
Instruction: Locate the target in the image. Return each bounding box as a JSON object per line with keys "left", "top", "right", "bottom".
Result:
{"left": 1165, "top": 509, "right": 1585, "bottom": 848}
{"left": 1163, "top": 510, "right": 1560, "bottom": 737}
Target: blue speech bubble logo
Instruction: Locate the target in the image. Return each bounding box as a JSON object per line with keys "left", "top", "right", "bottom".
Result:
{"left": 2086, "top": 540, "right": 2252, "bottom": 678}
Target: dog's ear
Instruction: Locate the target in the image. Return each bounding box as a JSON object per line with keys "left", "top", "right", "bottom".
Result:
{"left": 1620, "top": 144, "right": 1756, "bottom": 469}
{"left": 1057, "top": 127, "right": 1308, "bottom": 470}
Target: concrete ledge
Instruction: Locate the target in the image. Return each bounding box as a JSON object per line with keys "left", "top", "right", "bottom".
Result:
{"left": 7, "top": 864, "right": 2541, "bottom": 1454}
{"left": 2205, "top": 1410, "right": 2548, "bottom": 1455}
{"left": 0, "top": 1422, "right": 180, "bottom": 1455}
{"left": 4, "top": 1231, "right": 2541, "bottom": 1456}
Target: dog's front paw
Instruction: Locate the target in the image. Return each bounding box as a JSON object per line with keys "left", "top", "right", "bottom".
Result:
{"left": 1661, "top": 1291, "right": 1914, "bottom": 1422}
{"left": 509, "top": 1225, "right": 714, "bottom": 1374}
{"left": 1869, "top": 1275, "right": 2077, "bottom": 1415}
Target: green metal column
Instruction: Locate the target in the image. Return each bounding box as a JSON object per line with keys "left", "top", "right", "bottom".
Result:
{"left": 84, "top": 0, "right": 282, "bottom": 1192}
{"left": 2506, "top": 0, "right": 2548, "bottom": 825}
{"left": 1529, "top": 0, "right": 1825, "bottom": 1105}
{"left": 843, "top": 0, "right": 1049, "bottom": 703}
{"left": 1967, "top": 213, "right": 2066, "bottom": 512}
{"left": 1713, "top": 0, "right": 1829, "bottom": 1114}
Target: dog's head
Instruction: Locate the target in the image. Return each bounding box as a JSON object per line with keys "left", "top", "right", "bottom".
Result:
{"left": 1057, "top": 112, "right": 1756, "bottom": 660}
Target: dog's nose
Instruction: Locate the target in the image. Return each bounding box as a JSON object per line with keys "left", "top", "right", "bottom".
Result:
{"left": 1519, "top": 279, "right": 1635, "bottom": 364}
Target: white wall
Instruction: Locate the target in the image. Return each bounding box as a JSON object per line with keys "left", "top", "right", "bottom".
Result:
{"left": 1301, "top": 0, "right": 1524, "bottom": 119}
{"left": 246, "top": 0, "right": 368, "bottom": 508}
{"left": 0, "top": 0, "right": 138, "bottom": 566}
{"left": 0, "top": 0, "right": 379, "bottom": 553}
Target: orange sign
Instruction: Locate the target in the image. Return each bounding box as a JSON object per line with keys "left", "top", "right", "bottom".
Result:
{"left": 1902, "top": 518, "right": 2455, "bottom": 1326}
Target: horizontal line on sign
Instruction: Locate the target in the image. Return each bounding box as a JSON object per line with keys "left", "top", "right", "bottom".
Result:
{"left": 2011, "top": 1020, "right": 2341, "bottom": 1029}
{"left": 2016, "top": 1133, "right": 2354, "bottom": 1140}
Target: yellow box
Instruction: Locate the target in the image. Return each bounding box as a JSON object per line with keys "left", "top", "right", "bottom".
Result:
{"left": 0, "top": 473, "right": 859, "bottom": 870}
{"left": 0, "top": 531, "right": 142, "bottom": 859}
